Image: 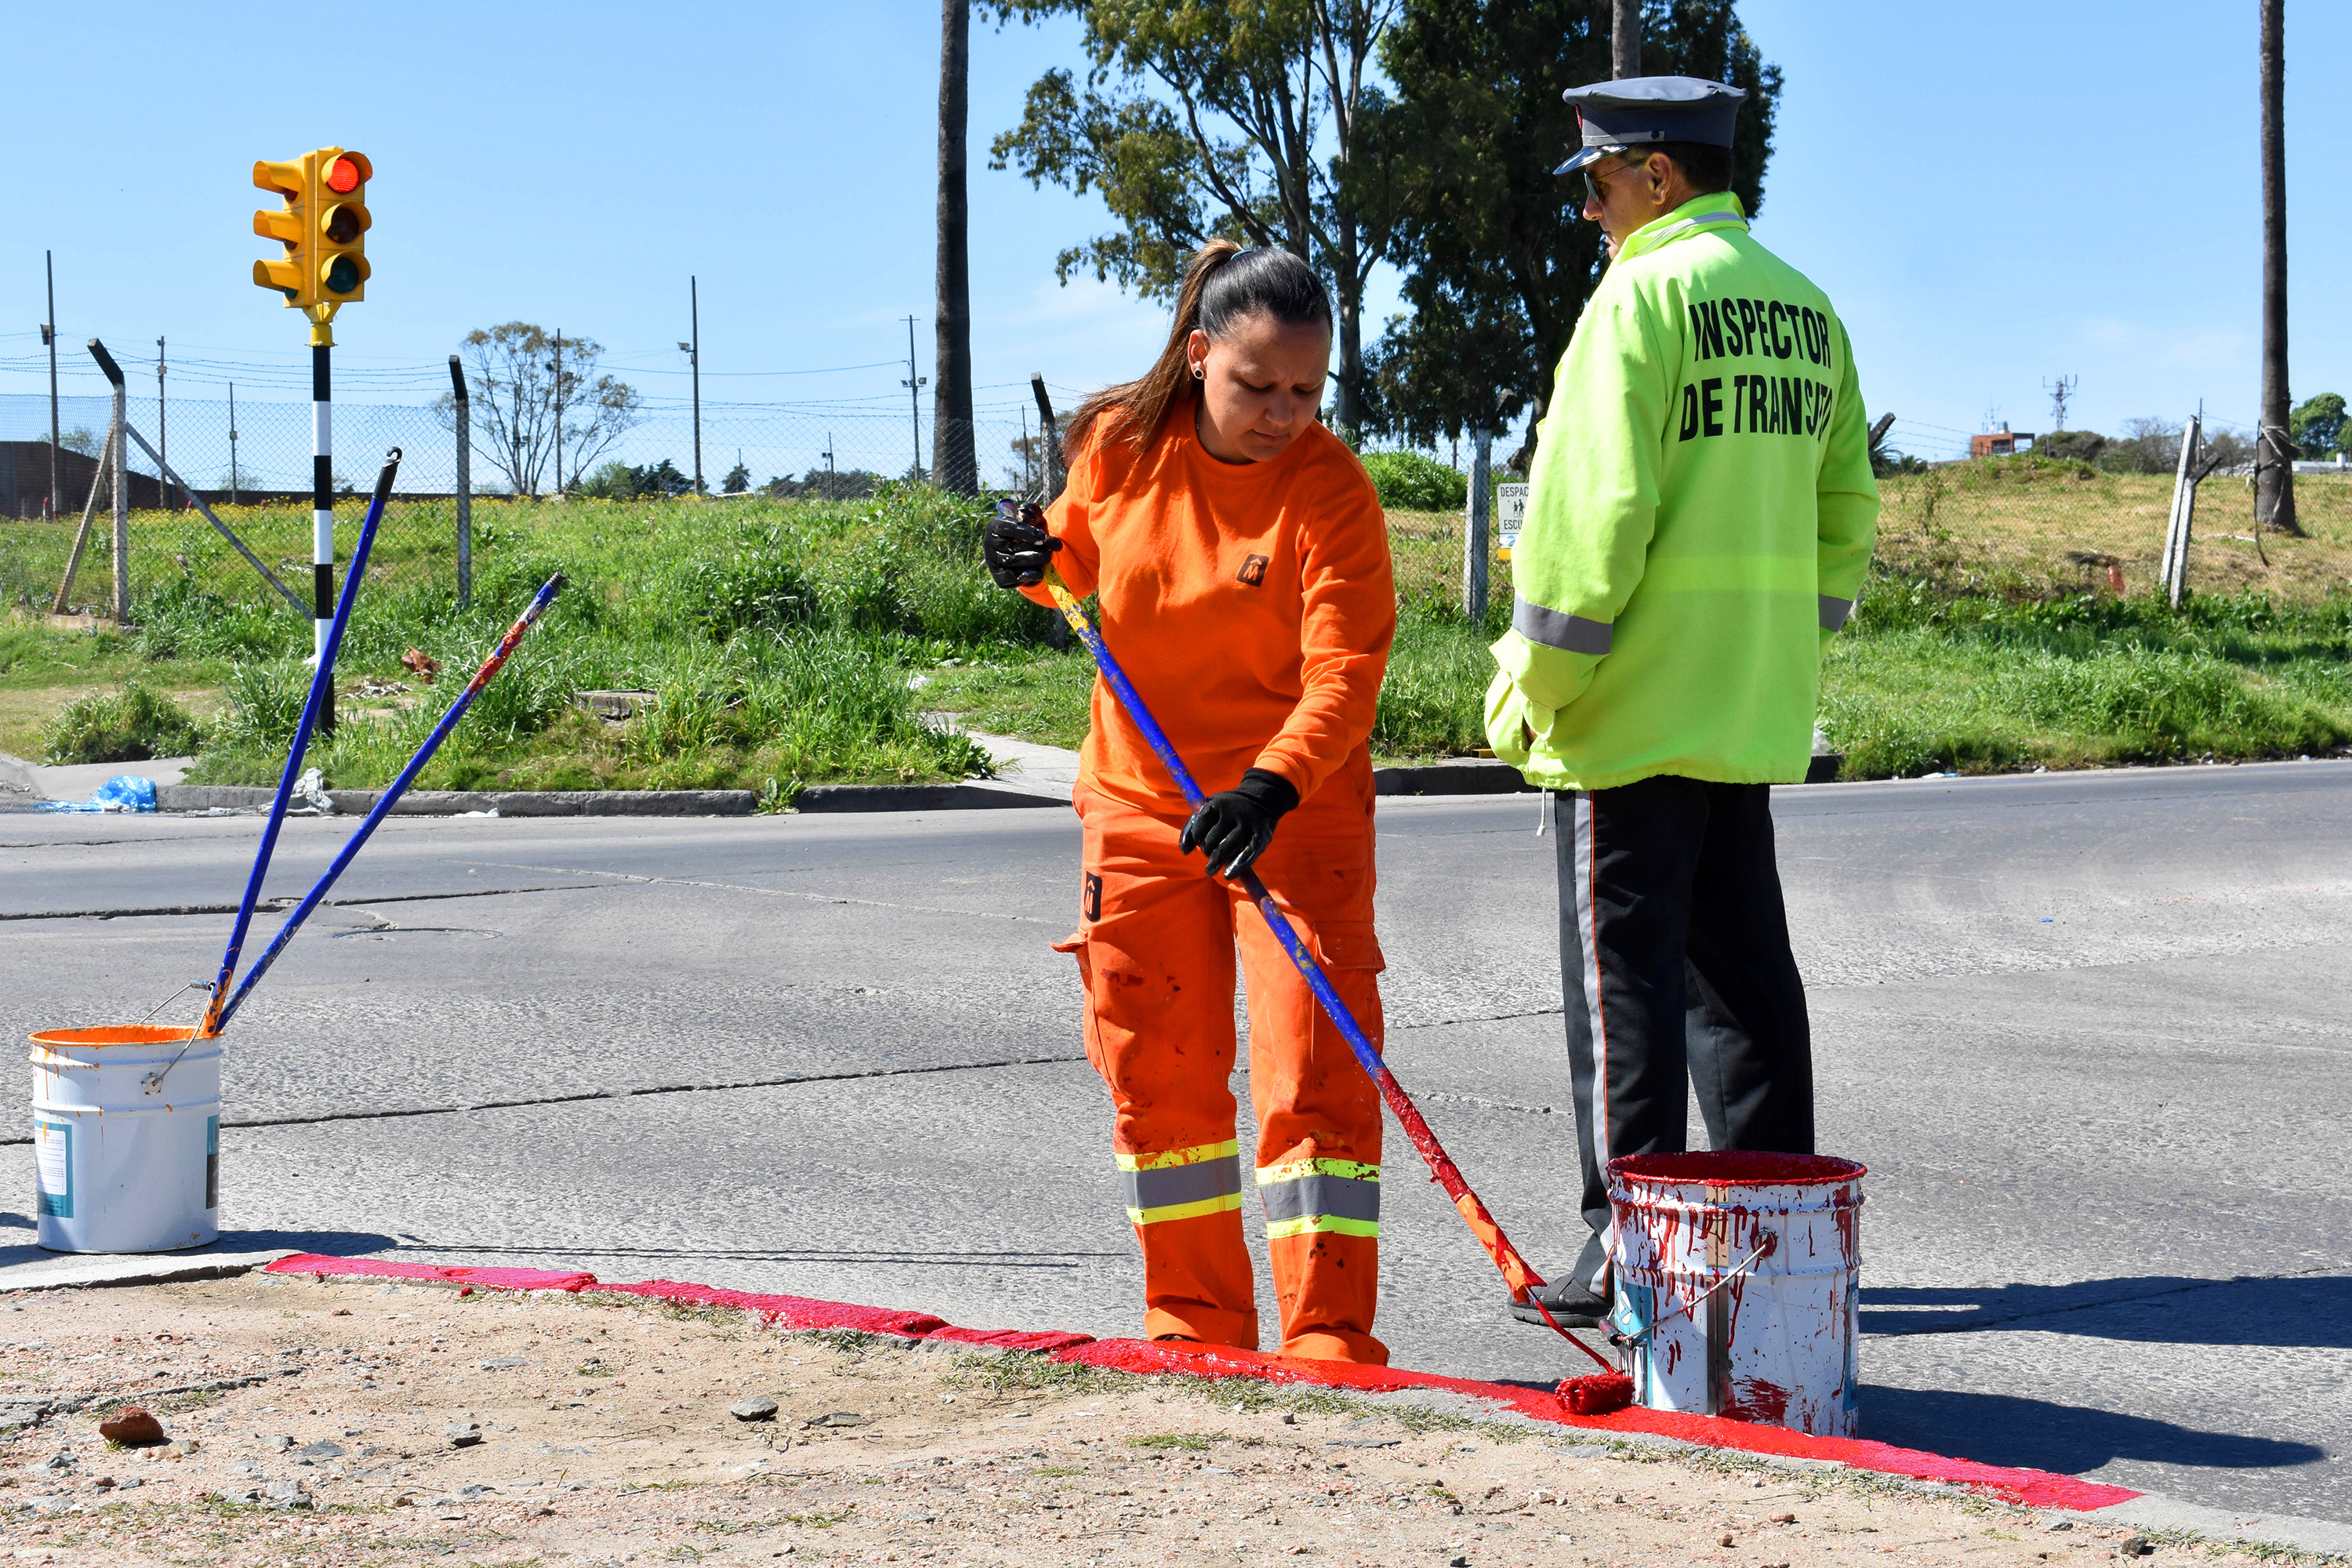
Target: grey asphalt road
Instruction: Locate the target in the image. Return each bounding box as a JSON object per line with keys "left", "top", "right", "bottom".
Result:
{"left": 3, "top": 763, "right": 2347, "bottom": 1524}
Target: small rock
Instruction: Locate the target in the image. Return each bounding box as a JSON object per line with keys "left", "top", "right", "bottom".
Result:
{"left": 480, "top": 1357, "right": 525, "bottom": 1371}
{"left": 1530, "top": 1488, "right": 1558, "bottom": 1505}
{"left": 1449, "top": 1557, "right": 1470, "bottom": 1568}
{"left": 1770, "top": 1512, "right": 1797, "bottom": 1523}
{"left": 804, "top": 1411, "right": 867, "bottom": 1428}
{"left": 2120, "top": 1535, "right": 2151, "bottom": 1558}
{"left": 295, "top": 1440, "right": 346, "bottom": 1461}
{"left": 172, "top": 1439, "right": 200, "bottom": 1456}
{"left": 445, "top": 1423, "right": 484, "bottom": 1449}
{"left": 230, "top": 1461, "right": 261, "bottom": 1476}
{"left": 114, "top": 1477, "right": 142, "bottom": 1490}
{"left": 88, "top": 1476, "right": 114, "bottom": 1491}
{"left": 262, "top": 1479, "right": 311, "bottom": 1511}
{"left": 459, "top": 1483, "right": 495, "bottom": 1497}
{"left": 392, "top": 1495, "right": 415, "bottom": 1508}
{"left": 731, "top": 1397, "right": 780, "bottom": 1423}
{"left": 2048, "top": 1521, "right": 2074, "bottom": 1532}
{"left": 1719, "top": 1534, "right": 1737, "bottom": 1548}
{"left": 34, "top": 1454, "right": 74, "bottom": 1474}
{"left": 98, "top": 1408, "right": 166, "bottom": 1446}
{"left": 266, "top": 1435, "right": 295, "bottom": 1452}
{"left": 1281, "top": 1413, "right": 1296, "bottom": 1425}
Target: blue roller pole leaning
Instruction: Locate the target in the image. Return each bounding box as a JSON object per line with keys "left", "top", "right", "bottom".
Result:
{"left": 200, "top": 448, "right": 401, "bottom": 1038}
{"left": 211, "top": 574, "right": 566, "bottom": 1033}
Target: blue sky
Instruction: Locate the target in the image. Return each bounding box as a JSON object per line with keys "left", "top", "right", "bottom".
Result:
{"left": 1, "top": 0, "right": 2339, "bottom": 474}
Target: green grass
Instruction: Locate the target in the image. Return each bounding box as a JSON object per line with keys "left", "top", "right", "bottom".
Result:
{"left": 10, "top": 479, "right": 2352, "bottom": 789}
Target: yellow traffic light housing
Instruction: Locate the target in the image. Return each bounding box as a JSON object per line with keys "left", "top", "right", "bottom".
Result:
{"left": 249, "top": 147, "right": 372, "bottom": 342}
{"left": 251, "top": 155, "right": 315, "bottom": 308}
{"left": 316, "top": 150, "right": 372, "bottom": 303}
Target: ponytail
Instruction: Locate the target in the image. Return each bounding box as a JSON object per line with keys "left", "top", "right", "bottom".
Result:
{"left": 1065, "top": 241, "right": 1333, "bottom": 463}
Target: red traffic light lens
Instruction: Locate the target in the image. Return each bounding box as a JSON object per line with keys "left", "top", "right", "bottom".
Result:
{"left": 325, "top": 155, "right": 365, "bottom": 194}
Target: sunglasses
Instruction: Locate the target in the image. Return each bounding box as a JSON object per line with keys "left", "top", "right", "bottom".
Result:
{"left": 1583, "top": 153, "right": 1650, "bottom": 208}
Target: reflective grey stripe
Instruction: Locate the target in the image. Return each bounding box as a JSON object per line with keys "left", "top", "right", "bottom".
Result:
{"left": 1818, "top": 594, "right": 1853, "bottom": 631}
{"left": 1122, "top": 1157, "right": 1242, "bottom": 1214}
{"left": 1646, "top": 213, "right": 1748, "bottom": 243}
{"left": 1259, "top": 1174, "right": 1381, "bottom": 1226}
{"left": 1513, "top": 597, "right": 1613, "bottom": 655}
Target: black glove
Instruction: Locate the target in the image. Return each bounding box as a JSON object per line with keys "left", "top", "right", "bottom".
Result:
{"left": 1178, "top": 769, "right": 1301, "bottom": 879}
{"left": 985, "top": 499, "right": 1063, "bottom": 589}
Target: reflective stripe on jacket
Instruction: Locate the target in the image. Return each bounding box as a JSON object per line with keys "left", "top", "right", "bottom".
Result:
{"left": 1486, "top": 191, "right": 1879, "bottom": 790}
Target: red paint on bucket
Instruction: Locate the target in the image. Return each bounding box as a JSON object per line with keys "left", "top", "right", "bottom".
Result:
{"left": 1610, "top": 1152, "right": 1866, "bottom": 1186}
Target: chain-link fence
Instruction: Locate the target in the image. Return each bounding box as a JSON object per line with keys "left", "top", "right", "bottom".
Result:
{"left": 1, "top": 387, "right": 1525, "bottom": 623}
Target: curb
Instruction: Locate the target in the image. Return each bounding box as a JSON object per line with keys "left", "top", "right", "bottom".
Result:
{"left": 254, "top": 1254, "right": 2135, "bottom": 1512}
{"left": 0, "top": 1247, "right": 300, "bottom": 1294}
{"left": 1370, "top": 755, "right": 1845, "bottom": 797}
{"left": 156, "top": 785, "right": 756, "bottom": 817}
{"left": 794, "top": 781, "right": 1063, "bottom": 813}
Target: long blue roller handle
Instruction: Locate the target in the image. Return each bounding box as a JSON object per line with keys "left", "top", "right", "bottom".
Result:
{"left": 209, "top": 573, "right": 566, "bottom": 1034}
{"left": 1018, "top": 506, "right": 1601, "bottom": 1356}
{"left": 201, "top": 450, "right": 402, "bottom": 1037}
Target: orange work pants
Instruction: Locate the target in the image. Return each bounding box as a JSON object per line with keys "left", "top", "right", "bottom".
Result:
{"left": 1056, "top": 775, "right": 1388, "bottom": 1364}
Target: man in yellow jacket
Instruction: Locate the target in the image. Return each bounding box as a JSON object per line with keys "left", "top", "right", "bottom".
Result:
{"left": 1486, "top": 75, "right": 1879, "bottom": 1328}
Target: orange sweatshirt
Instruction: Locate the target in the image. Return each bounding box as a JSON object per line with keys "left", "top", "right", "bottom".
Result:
{"left": 1023, "top": 407, "right": 1396, "bottom": 817}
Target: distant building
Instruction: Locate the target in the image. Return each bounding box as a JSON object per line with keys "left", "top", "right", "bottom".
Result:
{"left": 1969, "top": 423, "right": 2038, "bottom": 459}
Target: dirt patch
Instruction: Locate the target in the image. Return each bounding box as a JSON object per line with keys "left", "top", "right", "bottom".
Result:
{"left": 0, "top": 1273, "right": 2252, "bottom": 1566}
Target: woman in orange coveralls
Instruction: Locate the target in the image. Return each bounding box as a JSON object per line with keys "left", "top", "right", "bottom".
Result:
{"left": 984, "top": 241, "right": 1397, "bottom": 1363}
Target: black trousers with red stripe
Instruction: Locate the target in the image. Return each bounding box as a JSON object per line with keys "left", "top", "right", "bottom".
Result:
{"left": 1552, "top": 775, "right": 1814, "bottom": 1292}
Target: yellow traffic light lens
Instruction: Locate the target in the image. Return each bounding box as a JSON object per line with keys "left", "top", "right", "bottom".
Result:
{"left": 324, "top": 205, "right": 363, "bottom": 244}
{"left": 325, "top": 155, "right": 365, "bottom": 194}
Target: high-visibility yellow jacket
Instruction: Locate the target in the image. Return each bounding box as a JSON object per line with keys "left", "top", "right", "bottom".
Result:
{"left": 1486, "top": 191, "right": 1879, "bottom": 790}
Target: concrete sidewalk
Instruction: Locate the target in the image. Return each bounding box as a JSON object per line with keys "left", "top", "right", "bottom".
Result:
{"left": 0, "top": 751, "right": 193, "bottom": 802}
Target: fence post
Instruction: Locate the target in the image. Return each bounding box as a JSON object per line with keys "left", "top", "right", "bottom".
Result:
{"left": 2162, "top": 414, "right": 2202, "bottom": 607}
{"left": 51, "top": 408, "right": 118, "bottom": 615}
{"left": 1029, "top": 374, "right": 1064, "bottom": 502}
{"left": 1465, "top": 425, "right": 1492, "bottom": 622}
{"left": 450, "top": 355, "right": 472, "bottom": 610}
{"left": 85, "top": 340, "right": 132, "bottom": 624}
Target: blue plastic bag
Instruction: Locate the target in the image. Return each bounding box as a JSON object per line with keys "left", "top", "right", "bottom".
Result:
{"left": 36, "top": 775, "right": 158, "bottom": 814}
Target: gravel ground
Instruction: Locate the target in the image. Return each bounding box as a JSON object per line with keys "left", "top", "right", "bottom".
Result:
{"left": 0, "top": 1274, "right": 2262, "bottom": 1566}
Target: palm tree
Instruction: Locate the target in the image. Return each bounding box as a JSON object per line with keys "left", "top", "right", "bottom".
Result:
{"left": 933, "top": 0, "right": 978, "bottom": 495}
{"left": 2256, "top": 0, "right": 2299, "bottom": 535}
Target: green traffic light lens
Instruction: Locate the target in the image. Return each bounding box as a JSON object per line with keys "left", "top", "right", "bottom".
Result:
{"left": 325, "top": 256, "right": 361, "bottom": 295}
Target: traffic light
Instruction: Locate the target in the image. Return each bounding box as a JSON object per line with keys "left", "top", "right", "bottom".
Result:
{"left": 249, "top": 147, "right": 372, "bottom": 312}
{"left": 251, "top": 155, "right": 314, "bottom": 307}
{"left": 316, "top": 150, "right": 371, "bottom": 303}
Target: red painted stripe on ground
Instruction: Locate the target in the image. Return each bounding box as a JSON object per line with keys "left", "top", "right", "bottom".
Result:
{"left": 261, "top": 1254, "right": 2136, "bottom": 1512}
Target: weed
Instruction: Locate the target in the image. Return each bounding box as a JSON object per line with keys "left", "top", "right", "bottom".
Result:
{"left": 1030, "top": 1465, "right": 1089, "bottom": 1477}
{"left": 938, "top": 1352, "right": 1129, "bottom": 1400}
{"left": 39, "top": 679, "right": 201, "bottom": 764}
{"left": 782, "top": 1507, "right": 855, "bottom": 1528}
{"left": 1127, "top": 1432, "right": 1214, "bottom": 1452}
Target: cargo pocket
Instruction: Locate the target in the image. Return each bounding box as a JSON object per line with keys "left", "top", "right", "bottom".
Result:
{"left": 1308, "top": 920, "right": 1386, "bottom": 975}
{"left": 1052, "top": 928, "right": 1181, "bottom": 1088}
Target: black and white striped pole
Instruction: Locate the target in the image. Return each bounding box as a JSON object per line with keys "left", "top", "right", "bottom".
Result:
{"left": 312, "top": 339, "right": 336, "bottom": 733}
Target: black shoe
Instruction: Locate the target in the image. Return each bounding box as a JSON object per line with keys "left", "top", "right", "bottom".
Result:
{"left": 1509, "top": 1275, "right": 1608, "bottom": 1329}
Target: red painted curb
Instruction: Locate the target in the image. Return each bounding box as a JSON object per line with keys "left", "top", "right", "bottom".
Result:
{"left": 263, "top": 1253, "right": 2136, "bottom": 1513}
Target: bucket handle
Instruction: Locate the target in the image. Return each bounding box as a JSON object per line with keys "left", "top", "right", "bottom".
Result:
{"left": 1607, "top": 1236, "right": 1775, "bottom": 1346}
{"left": 135, "top": 980, "right": 218, "bottom": 1097}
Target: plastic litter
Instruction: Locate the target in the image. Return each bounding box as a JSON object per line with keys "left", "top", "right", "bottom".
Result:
{"left": 35, "top": 775, "right": 157, "bottom": 814}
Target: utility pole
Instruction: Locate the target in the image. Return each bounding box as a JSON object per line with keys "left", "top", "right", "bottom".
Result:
{"left": 932, "top": 0, "right": 977, "bottom": 494}
{"left": 156, "top": 336, "right": 169, "bottom": 511}
{"left": 228, "top": 385, "right": 239, "bottom": 506}
{"left": 551, "top": 328, "right": 564, "bottom": 499}
{"left": 681, "top": 278, "right": 704, "bottom": 495}
{"left": 1611, "top": 0, "right": 1641, "bottom": 78}
{"left": 901, "top": 315, "right": 927, "bottom": 481}
{"left": 2256, "top": 0, "right": 2299, "bottom": 535}
{"left": 43, "top": 251, "right": 60, "bottom": 516}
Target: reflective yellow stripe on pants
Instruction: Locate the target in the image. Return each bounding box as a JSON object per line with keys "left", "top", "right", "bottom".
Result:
{"left": 1118, "top": 1140, "right": 1243, "bottom": 1226}
{"left": 1257, "top": 1156, "right": 1380, "bottom": 1240}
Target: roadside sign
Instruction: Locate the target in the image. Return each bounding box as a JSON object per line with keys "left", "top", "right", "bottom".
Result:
{"left": 1496, "top": 483, "right": 1527, "bottom": 560}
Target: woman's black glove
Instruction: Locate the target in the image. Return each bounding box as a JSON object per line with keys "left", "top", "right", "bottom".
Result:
{"left": 985, "top": 500, "right": 1063, "bottom": 589}
{"left": 1178, "top": 768, "right": 1301, "bottom": 878}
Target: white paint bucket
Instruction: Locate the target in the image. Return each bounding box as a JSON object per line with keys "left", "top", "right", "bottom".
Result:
{"left": 1605, "top": 1151, "right": 1864, "bottom": 1437}
{"left": 30, "top": 1025, "right": 221, "bottom": 1254}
